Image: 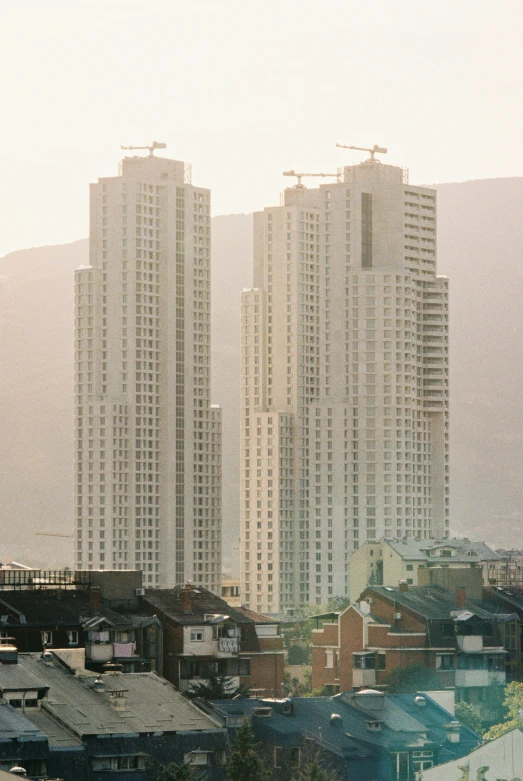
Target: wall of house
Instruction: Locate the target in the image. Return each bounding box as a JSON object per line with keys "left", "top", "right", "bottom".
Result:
{"left": 245, "top": 651, "right": 284, "bottom": 697}
{"left": 422, "top": 728, "right": 523, "bottom": 781}
{"left": 311, "top": 620, "right": 340, "bottom": 691}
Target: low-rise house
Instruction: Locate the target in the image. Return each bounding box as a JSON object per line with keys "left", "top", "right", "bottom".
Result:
{"left": 349, "top": 538, "right": 502, "bottom": 602}
{"left": 312, "top": 581, "right": 517, "bottom": 722}
{"left": 0, "top": 569, "right": 162, "bottom": 673}
{"left": 201, "top": 689, "right": 480, "bottom": 781}
{"left": 0, "top": 651, "right": 228, "bottom": 781}
{"left": 142, "top": 584, "right": 285, "bottom": 697}
{"left": 421, "top": 727, "right": 523, "bottom": 781}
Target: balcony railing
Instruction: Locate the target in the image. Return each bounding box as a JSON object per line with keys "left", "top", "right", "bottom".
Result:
{"left": 218, "top": 637, "right": 239, "bottom": 653}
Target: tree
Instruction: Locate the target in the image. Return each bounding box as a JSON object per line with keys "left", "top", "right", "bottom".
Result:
{"left": 147, "top": 757, "right": 199, "bottom": 781}
{"left": 187, "top": 669, "right": 249, "bottom": 700}
{"left": 483, "top": 681, "right": 523, "bottom": 740}
{"left": 293, "top": 761, "right": 342, "bottom": 781}
{"left": 455, "top": 702, "right": 485, "bottom": 735}
{"left": 381, "top": 663, "right": 441, "bottom": 693}
{"left": 226, "top": 720, "right": 271, "bottom": 781}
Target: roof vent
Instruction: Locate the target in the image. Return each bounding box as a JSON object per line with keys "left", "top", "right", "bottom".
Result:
{"left": 445, "top": 720, "right": 461, "bottom": 743}
{"left": 93, "top": 677, "right": 106, "bottom": 692}
{"left": 41, "top": 651, "right": 53, "bottom": 666}
{"left": 414, "top": 696, "right": 426, "bottom": 707}
{"left": 253, "top": 707, "right": 272, "bottom": 718}
{"left": 330, "top": 713, "right": 342, "bottom": 727}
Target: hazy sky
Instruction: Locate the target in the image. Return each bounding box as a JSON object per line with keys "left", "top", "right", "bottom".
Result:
{"left": 1, "top": 0, "right": 522, "bottom": 256}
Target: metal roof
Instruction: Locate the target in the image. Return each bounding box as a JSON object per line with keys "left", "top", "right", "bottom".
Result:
{"left": 0, "top": 589, "right": 134, "bottom": 629}
{"left": 0, "top": 654, "right": 222, "bottom": 738}
{"left": 367, "top": 585, "right": 516, "bottom": 621}
{"left": 142, "top": 585, "right": 274, "bottom": 626}
{"left": 384, "top": 538, "right": 501, "bottom": 563}
{"left": 0, "top": 701, "right": 47, "bottom": 742}
{"left": 208, "top": 691, "right": 480, "bottom": 760}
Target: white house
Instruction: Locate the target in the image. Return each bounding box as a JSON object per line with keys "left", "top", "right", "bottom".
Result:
{"left": 421, "top": 728, "right": 523, "bottom": 781}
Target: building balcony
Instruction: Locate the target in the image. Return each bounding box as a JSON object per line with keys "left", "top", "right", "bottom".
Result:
{"left": 457, "top": 635, "right": 483, "bottom": 652}
{"left": 353, "top": 669, "right": 376, "bottom": 688}
{"left": 455, "top": 669, "right": 505, "bottom": 688}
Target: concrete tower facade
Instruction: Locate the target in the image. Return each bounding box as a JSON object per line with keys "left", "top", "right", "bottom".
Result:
{"left": 240, "top": 159, "right": 449, "bottom": 614}
{"left": 74, "top": 152, "right": 221, "bottom": 590}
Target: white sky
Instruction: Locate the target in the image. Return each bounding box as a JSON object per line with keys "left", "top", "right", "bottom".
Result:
{"left": 1, "top": 0, "right": 522, "bottom": 256}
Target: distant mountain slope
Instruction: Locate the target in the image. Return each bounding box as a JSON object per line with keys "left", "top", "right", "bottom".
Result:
{"left": 0, "top": 180, "right": 521, "bottom": 569}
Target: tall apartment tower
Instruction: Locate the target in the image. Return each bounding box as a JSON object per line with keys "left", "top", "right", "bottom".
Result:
{"left": 240, "top": 158, "right": 449, "bottom": 613}
{"left": 74, "top": 151, "right": 222, "bottom": 590}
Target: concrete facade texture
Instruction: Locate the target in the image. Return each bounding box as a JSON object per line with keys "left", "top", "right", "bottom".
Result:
{"left": 74, "top": 154, "right": 222, "bottom": 590}
{"left": 241, "top": 160, "right": 449, "bottom": 613}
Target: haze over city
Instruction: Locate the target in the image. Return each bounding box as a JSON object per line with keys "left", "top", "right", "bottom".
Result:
{"left": 1, "top": 0, "right": 523, "bottom": 256}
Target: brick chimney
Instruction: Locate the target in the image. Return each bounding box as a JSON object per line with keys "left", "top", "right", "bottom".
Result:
{"left": 180, "top": 583, "right": 193, "bottom": 613}
{"left": 456, "top": 588, "right": 466, "bottom": 609}
{"left": 89, "top": 587, "right": 101, "bottom": 612}
{"left": 399, "top": 580, "right": 409, "bottom": 592}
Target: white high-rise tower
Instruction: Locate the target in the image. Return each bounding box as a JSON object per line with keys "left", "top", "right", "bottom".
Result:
{"left": 74, "top": 148, "right": 222, "bottom": 590}
{"left": 240, "top": 154, "right": 449, "bottom": 613}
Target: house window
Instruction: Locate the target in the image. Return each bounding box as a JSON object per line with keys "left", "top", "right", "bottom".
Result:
{"left": 290, "top": 748, "right": 301, "bottom": 769}
{"left": 41, "top": 631, "right": 53, "bottom": 647}
{"left": 406, "top": 564, "right": 413, "bottom": 571}
{"left": 184, "top": 752, "right": 209, "bottom": 767}
{"left": 190, "top": 630, "right": 204, "bottom": 642}
{"left": 391, "top": 752, "right": 410, "bottom": 781}
{"left": 436, "top": 654, "right": 454, "bottom": 670}
{"left": 273, "top": 747, "right": 283, "bottom": 769}
{"left": 325, "top": 650, "right": 334, "bottom": 668}
{"left": 91, "top": 756, "right": 145, "bottom": 771}
{"left": 412, "top": 750, "right": 433, "bottom": 772}
{"left": 67, "top": 630, "right": 79, "bottom": 646}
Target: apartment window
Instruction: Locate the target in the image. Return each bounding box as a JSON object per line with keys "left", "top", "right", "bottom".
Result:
{"left": 436, "top": 654, "right": 454, "bottom": 670}
{"left": 190, "top": 630, "right": 204, "bottom": 642}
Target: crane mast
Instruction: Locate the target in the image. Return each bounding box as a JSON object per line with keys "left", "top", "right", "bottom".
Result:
{"left": 283, "top": 169, "right": 341, "bottom": 189}
{"left": 336, "top": 142, "right": 387, "bottom": 162}
{"left": 120, "top": 141, "right": 167, "bottom": 157}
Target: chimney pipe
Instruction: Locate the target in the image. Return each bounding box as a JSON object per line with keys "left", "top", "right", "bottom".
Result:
{"left": 181, "top": 583, "right": 193, "bottom": 613}
{"left": 399, "top": 580, "right": 409, "bottom": 593}
{"left": 89, "top": 587, "right": 101, "bottom": 612}
{"left": 456, "top": 588, "right": 466, "bottom": 609}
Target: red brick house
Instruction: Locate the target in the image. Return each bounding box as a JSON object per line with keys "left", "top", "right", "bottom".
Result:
{"left": 142, "top": 584, "right": 285, "bottom": 697}
{"left": 311, "top": 583, "right": 515, "bottom": 720}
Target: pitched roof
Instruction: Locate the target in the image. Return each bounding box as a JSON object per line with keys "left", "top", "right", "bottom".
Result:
{"left": 0, "top": 700, "right": 47, "bottom": 741}
{"left": 0, "top": 589, "right": 134, "bottom": 629}
{"left": 367, "top": 585, "right": 516, "bottom": 622}
{"left": 233, "top": 606, "right": 279, "bottom": 624}
{"left": 143, "top": 585, "right": 258, "bottom": 625}
{"left": 384, "top": 538, "right": 501, "bottom": 563}
{"left": 0, "top": 654, "right": 222, "bottom": 737}
{"left": 208, "top": 691, "right": 479, "bottom": 761}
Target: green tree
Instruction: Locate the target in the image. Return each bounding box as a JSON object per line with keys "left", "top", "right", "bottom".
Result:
{"left": 483, "top": 681, "right": 523, "bottom": 740}
{"left": 226, "top": 720, "right": 271, "bottom": 781}
{"left": 187, "top": 669, "right": 249, "bottom": 700}
{"left": 381, "top": 663, "right": 441, "bottom": 693}
{"left": 455, "top": 702, "right": 485, "bottom": 735}
{"left": 147, "top": 757, "right": 199, "bottom": 781}
{"left": 293, "top": 761, "right": 342, "bottom": 781}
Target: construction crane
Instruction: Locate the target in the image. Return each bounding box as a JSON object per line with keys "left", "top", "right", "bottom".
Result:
{"left": 36, "top": 532, "right": 73, "bottom": 538}
{"left": 283, "top": 170, "right": 341, "bottom": 189}
{"left": 120, "top": 141, "right": 167, "bottom": 157}
{"left": 336, "top": 143, "right": 387, "bottom": 162}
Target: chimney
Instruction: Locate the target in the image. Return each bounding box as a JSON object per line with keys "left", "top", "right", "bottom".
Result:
{"left": 445, "top": 721, "right": 461, "bottom": 743}
{"left": 180, "top": 583, "right": 193, "bottom": 613}
{"left": 89, "top": 587, "right": 101, "bottom": 612}
{"left": 456, "top": 588, "right": 466, "bottom": 609}
{"left": 399, "top": 580, "right": 409, "bottom": 593}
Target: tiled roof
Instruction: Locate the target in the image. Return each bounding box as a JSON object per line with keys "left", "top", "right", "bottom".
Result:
{"left": 143, "top": 585, "right": 258, "bottom": 625}
{"left": 233, "top": 606, "right": 279, "bottom": 624}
